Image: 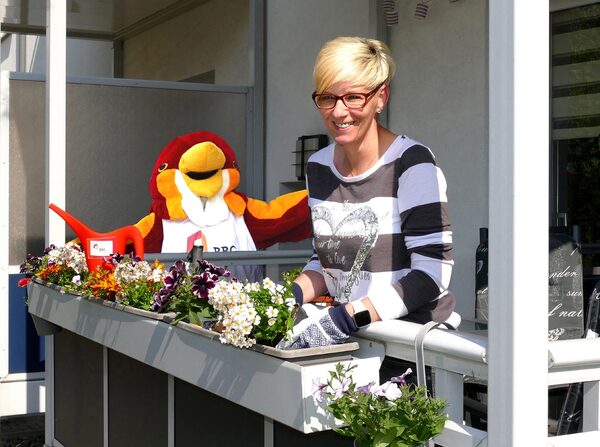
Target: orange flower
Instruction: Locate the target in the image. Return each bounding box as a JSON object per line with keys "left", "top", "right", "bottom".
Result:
{"left": 36, "top": 265, "right": 63, "bottom": 281}
{"left": 85, "top": 269, "right": 121, "bottom": 300}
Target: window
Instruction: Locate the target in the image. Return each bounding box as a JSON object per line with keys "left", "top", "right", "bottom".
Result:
{"left": 551, "top": 2, "right": 600, "bottom": 265}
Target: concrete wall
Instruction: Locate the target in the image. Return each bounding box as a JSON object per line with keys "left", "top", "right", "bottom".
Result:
{"left": 264, "top": 0, "right": 373, "bottom": 190}
{"left": 263, "top": 1, "right": 488, "bottom": 318}
{"left": 0, "top": 34, "right": 112, "bottom": 77}
{"left": 386, "top": 1, "right": 488, "bottom": 317}
{"left": 123, "top": 0, "right": 249, "bottom": 85}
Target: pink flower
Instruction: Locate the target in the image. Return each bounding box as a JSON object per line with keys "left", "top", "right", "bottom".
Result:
{"left": 372, "top": 381, "right": 402, "bottom": 401}
{"left": 311, "top": 378, "right": 328, "bottom": 403}
{"left": 332, "top": 377, "right": 351, "bottom": 400}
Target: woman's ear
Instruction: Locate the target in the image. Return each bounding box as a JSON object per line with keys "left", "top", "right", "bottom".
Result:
{"left": 377, "top": 84, "right": 390, "bottom": 110}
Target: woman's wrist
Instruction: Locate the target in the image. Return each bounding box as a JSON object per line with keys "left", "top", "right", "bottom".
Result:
{"left": 292, "top": 282, "right": 304, "bottom": 305}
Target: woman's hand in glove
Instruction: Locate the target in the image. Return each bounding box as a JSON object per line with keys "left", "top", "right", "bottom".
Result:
{"left": 276, "top": 303, "right": 357, "bottom": 350}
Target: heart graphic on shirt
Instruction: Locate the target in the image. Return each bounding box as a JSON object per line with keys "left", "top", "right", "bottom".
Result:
{"left": 312, "top": 205, "right": 379, "bottom": 301}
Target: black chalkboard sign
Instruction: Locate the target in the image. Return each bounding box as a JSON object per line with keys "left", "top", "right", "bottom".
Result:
{"left": 548, "top": 233, "right": 584, "bottom": 340}
{"left": 474, "top": 231, "right": 584, "bottom": 341}
{"left": 475, "top": 228, "right": 488, "bottom": 321}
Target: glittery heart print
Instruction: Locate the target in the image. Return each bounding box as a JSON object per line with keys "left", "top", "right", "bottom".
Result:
{"left": 312, "top": 205, "right": 379, "bottom": 301}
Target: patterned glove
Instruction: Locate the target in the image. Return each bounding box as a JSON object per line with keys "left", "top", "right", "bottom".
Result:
{"left": 276, "top": 303, "right": 357, "bottom": 350}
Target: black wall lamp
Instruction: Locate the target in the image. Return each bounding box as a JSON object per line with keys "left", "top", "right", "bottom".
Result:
{"left": 294, "top": 134, "right": 329, "bottom": 181}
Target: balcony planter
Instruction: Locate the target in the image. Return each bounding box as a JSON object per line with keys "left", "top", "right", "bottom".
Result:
{"left": 26, "top": 278, "right": 383, "bottom": 433}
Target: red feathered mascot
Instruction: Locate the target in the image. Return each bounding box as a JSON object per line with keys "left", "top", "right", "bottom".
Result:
{"left": 134, "top": 131, "right": 312, "bottom": 254}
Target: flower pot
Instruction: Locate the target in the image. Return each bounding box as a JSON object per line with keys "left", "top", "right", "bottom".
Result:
{"left": 26, "top": 278, "right": 383, "bottom": 433}
{"left": 353, "top": 438, "right": 431, "bottom": 447}
{"left": 176, "top": 319, "right": 360, "bottom": 363}
{"left": 30, "top": 313, "right": 62, "bottom": 336}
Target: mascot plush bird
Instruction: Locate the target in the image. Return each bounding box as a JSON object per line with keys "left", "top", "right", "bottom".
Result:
{"left": 134, "top": 131, "right": 312, "bottom": 255}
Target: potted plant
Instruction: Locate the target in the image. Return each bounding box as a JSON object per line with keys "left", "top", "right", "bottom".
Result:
{"left": 151, "top": 258, "right": 230, "bottom": 324}
{"left": 19, "top": 245, "right": 166, "bottom": 309}
{"left": 313, "top": 363, "right": 448, "bottom": 447}
{"left": 207, "top": 275, "right": 297, "bottom": 348}
{"left": 20, "top": 243, "right": 301, "bottom": 350}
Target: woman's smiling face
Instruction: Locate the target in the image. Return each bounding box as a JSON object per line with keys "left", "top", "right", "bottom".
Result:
{"left": 318, "top": 81, "right": 386, "bottom": 148}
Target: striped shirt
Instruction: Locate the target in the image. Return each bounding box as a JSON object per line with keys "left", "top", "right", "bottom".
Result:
{"left": 304, "top": 135, "right": 454, "bottom": 323}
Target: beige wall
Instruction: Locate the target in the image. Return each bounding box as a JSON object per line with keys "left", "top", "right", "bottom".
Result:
{"left": 123, "top": 0, "right": 250, "bottom": 85}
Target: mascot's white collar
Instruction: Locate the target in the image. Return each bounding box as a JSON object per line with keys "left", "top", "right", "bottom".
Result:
{"left": 174, "top": 169, "right": 231, "bottom": 227}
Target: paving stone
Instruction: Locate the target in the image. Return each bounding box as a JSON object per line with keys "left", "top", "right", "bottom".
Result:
{"left": 0, "top": 414, "right": 45, "bottom": 447}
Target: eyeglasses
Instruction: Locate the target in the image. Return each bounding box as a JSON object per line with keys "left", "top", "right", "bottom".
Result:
{"left": 312, "top": 83, "right": 383, "bottom": 109}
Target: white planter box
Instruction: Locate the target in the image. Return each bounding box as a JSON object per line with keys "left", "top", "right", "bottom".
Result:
{"left": 27, "top": 279, "right": 383, "bottom": 433}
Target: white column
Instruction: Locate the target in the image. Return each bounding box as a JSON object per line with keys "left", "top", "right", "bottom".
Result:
{"left": 0, "top": 72, "right": 10, "bottom": 380}
{"left": 45, "top": 0, "right": 67, "bottom": 246}
{"left": 488, "top": 1, "right": 549, "bottom": 445}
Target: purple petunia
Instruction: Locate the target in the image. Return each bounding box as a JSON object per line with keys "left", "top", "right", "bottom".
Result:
{"left": 43, "top": 245, "right": 57, "bottom": 255}
{"left": 20, "top": 253, "right": 43, "bottom": 276}
{"left": 191, "top": 271, "right": 218, "bottom": 299}
{"left": 390, "top": 368, "right": 413, "bottom": 387}
{"left": 372, "top": 381, "right": 403, "bottom": 401}
{"left": 311, "top": 378, "right": 328, "bottom": 403}
{"left": 163, "top": 260, "right": 187, "bottom": 290}
{"left": 152, "top": 287, "right": 173, "bottom": 312}
{"left": 111, "top": 253, "right": 125, "bottom": 264}
{"left": 198, "top": 260, "right": 230, "bottom": 278}
{"left": 356, "top": 381, "right": 377, "bottom": 395}
{"left": 332, "top": 377, "right": 351, "bottom": 400}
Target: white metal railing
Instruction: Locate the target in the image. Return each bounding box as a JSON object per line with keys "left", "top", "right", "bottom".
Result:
{"left": 149, "top": 250, "right": 600, "bottom": 445}
{"left": 356, "top": 320, "right": 600, "bottom": 447}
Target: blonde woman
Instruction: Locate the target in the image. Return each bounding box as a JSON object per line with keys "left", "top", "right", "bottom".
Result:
{"left": 279, "top": 37, "right": 456, "bottom": 349}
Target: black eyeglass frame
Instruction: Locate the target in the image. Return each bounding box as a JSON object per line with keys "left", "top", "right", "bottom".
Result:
{"left": 311, "top": 83, "right": 384, "bottom": 109}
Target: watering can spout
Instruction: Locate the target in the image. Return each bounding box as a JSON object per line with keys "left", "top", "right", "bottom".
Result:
{"left": 48, "top": 203, "right": 145, "bottom": 271}
{"left": 49, "top": 203, "right": 93, "bottom": 238}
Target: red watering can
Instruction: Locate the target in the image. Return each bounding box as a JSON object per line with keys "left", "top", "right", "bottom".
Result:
{"left": 49, "top": 203, "right": 145, "bottom": 271}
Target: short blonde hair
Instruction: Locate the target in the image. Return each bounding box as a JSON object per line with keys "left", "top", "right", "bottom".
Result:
{"left": 313, "top": 36, "right": 396, "bottom": 94}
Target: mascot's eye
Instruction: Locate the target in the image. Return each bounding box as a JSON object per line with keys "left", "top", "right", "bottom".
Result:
{"left": 158, "top": 163, "right": 168, "bottom": 172}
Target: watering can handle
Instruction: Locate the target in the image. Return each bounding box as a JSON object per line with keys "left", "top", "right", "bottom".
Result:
{"left": 126, "top": 225, "right": 145, "bottom": 260}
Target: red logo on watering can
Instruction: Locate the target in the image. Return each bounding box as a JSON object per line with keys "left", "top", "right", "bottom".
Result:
{"left": 89, "top": 239, "right": 115, "bottom": 257}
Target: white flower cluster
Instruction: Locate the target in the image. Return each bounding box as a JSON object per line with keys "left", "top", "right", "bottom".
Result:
{"left": 209, "top": 281, "right": 259, "bottom": 348}
{"left": 208, "top": 278, "right": 295, "bottom": 349}
{"left": 262, "top": 277, "right": 296, "bottom": 309}
{"left": 114, "top": 259, "right": 164, "bottom": 285}
{"left": 47, "top": 245, "right": 88, "bottom": 274}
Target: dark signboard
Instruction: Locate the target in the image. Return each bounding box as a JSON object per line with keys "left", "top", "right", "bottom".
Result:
{"left": 475, "top": 230, "right": 584, "bottom": 341}
{"left": 548, "top": 233, "right": 584, "bottom": 340}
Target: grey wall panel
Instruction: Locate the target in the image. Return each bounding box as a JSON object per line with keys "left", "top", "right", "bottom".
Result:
{"left": 54, "top": 329, "right": 104, "bottom": 447}
{"left": 8, "top": 78, "right": 248, "bottom": 264}
{"left": 108, "top": 349, "right": 168, "bottom": 447}
{"left": 175, "top": 378, "right": 264, "bottom": 447}
{"left": 273, "top": 421, "right": 353, "bottom": 447}
{"left": 9, "top": 80, "right": 46, "bottom": 264}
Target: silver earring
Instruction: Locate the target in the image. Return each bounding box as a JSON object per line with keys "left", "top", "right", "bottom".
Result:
{"left": 376, "top": 109, "right": 382, "bottom": 114}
